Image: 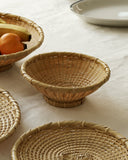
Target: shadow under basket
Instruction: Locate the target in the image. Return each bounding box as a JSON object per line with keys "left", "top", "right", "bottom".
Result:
{"left": 21, "top": 52, "right": 110, "bottom": 108}
{"left": 0, "top": 12, "right": 44, "bottom": 72}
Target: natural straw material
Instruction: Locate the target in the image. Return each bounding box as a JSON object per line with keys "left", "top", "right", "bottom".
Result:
{"left": 0, "top": 12, "right": 44, "bottom": 72}
{"left": 21, "top": 52, "right": 110, "bottom": 107}
{"left": 11, "top": 121, "right": 128, "bottom": 160}
{"left": 0, "top": 88, "right": 20, "bottom": 142}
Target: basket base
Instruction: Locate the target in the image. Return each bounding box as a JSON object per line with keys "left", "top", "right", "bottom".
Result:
{"left": 0, "top": 64, "right": 13, "bottom": 72}
{"left": 43, "top": 96, "right": 85, "bottom": 108}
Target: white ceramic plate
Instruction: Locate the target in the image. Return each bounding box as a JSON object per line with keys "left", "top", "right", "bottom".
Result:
{"left": 71, "top": 0, "right": 128, "bottom": 26}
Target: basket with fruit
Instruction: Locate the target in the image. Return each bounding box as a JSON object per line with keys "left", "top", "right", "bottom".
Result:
{"left": 0, "top": 13, "right": 44, "bottom": 72}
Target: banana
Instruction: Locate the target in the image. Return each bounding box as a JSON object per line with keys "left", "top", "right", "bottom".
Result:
{"left": 0, "top": 23, "right": 31, "bottom": 41}
{"left": 0, "top": 18, "right": 6, "bottom": 24}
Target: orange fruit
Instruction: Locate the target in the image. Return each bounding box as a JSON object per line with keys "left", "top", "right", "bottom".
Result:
{"left": 0, "top": 33, "right": 24, "bottom": 55}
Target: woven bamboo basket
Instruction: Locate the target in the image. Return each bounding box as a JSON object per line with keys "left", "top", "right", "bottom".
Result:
{"left": 0, "top": 88, "right": 21, "bottom": 142}
{"left": 21, "top": 52, "right": 110, "bottom": 108}
{"left": 11, "top": 121, "right": 128, "bottom": 160}
{"left": 0, "top": 12, "right": 44, "bottom": 72}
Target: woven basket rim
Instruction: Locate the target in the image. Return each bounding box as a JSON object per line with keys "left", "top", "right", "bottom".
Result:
{"left": 0, "top": 88, "right": 21, "bottom": 142}
{"left": 0, "top": 12, "right": 44, "bottom": 61}
{"left": 21, "top": 52, "right": 110, "bottom": 92}
{"left": 11, "top": 121, "right": 128, "bottom": 160}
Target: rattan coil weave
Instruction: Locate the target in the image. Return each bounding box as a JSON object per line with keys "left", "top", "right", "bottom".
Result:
{"left": 0, "top": 88, "right": 20, "bottom": 142}
{"left": 0, "top": 12, "right": 44, "bottom": 72}
{"left": 21, "top": 52, "right": 110, "bottom": 108}
{"left": 11, "top": 121, "right": 128, "bottom": 160}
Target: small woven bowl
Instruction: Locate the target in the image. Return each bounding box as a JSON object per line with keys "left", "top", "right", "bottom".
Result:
{"left": 0, "top": 88, "right": 21, "bottom": 142}
{"left": 11, "top": 121, "right": 128, "bottom": 160}
{"left": 21, "top": 52, "right": 110, "bottom": 108}
{"left": 0, "top": 12, "right": 44, "bottom": 72}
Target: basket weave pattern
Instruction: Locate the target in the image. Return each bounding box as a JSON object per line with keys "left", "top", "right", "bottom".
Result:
{"left": 21, "top": 52, "right": 110, "bottom": 107}
{"left": 11, "top": 121, "right": 128, "bottom": 160}
{"left": 0, "top": 89, "right": 20, "bottom": 142}
{"left": 0, "top": 12, "right": 44, "bottom": 71}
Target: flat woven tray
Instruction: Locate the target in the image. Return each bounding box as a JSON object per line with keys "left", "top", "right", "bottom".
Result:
{"left": 11, "top": 121, "right": 128, "bottom": 160}
{"left": 0, "top": 88, "right": 20, "bottom": 142}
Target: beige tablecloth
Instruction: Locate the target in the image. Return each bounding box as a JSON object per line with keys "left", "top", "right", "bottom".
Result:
{"left": 0, "top": 0, "right": 128, "bottom": 159}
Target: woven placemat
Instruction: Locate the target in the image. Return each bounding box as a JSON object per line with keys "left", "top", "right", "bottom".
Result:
{"left": 11, "top": 121, "right": 128, "bottom": 160}
{"left": 0, "top": 88, "right": 21, "bottom": 142}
